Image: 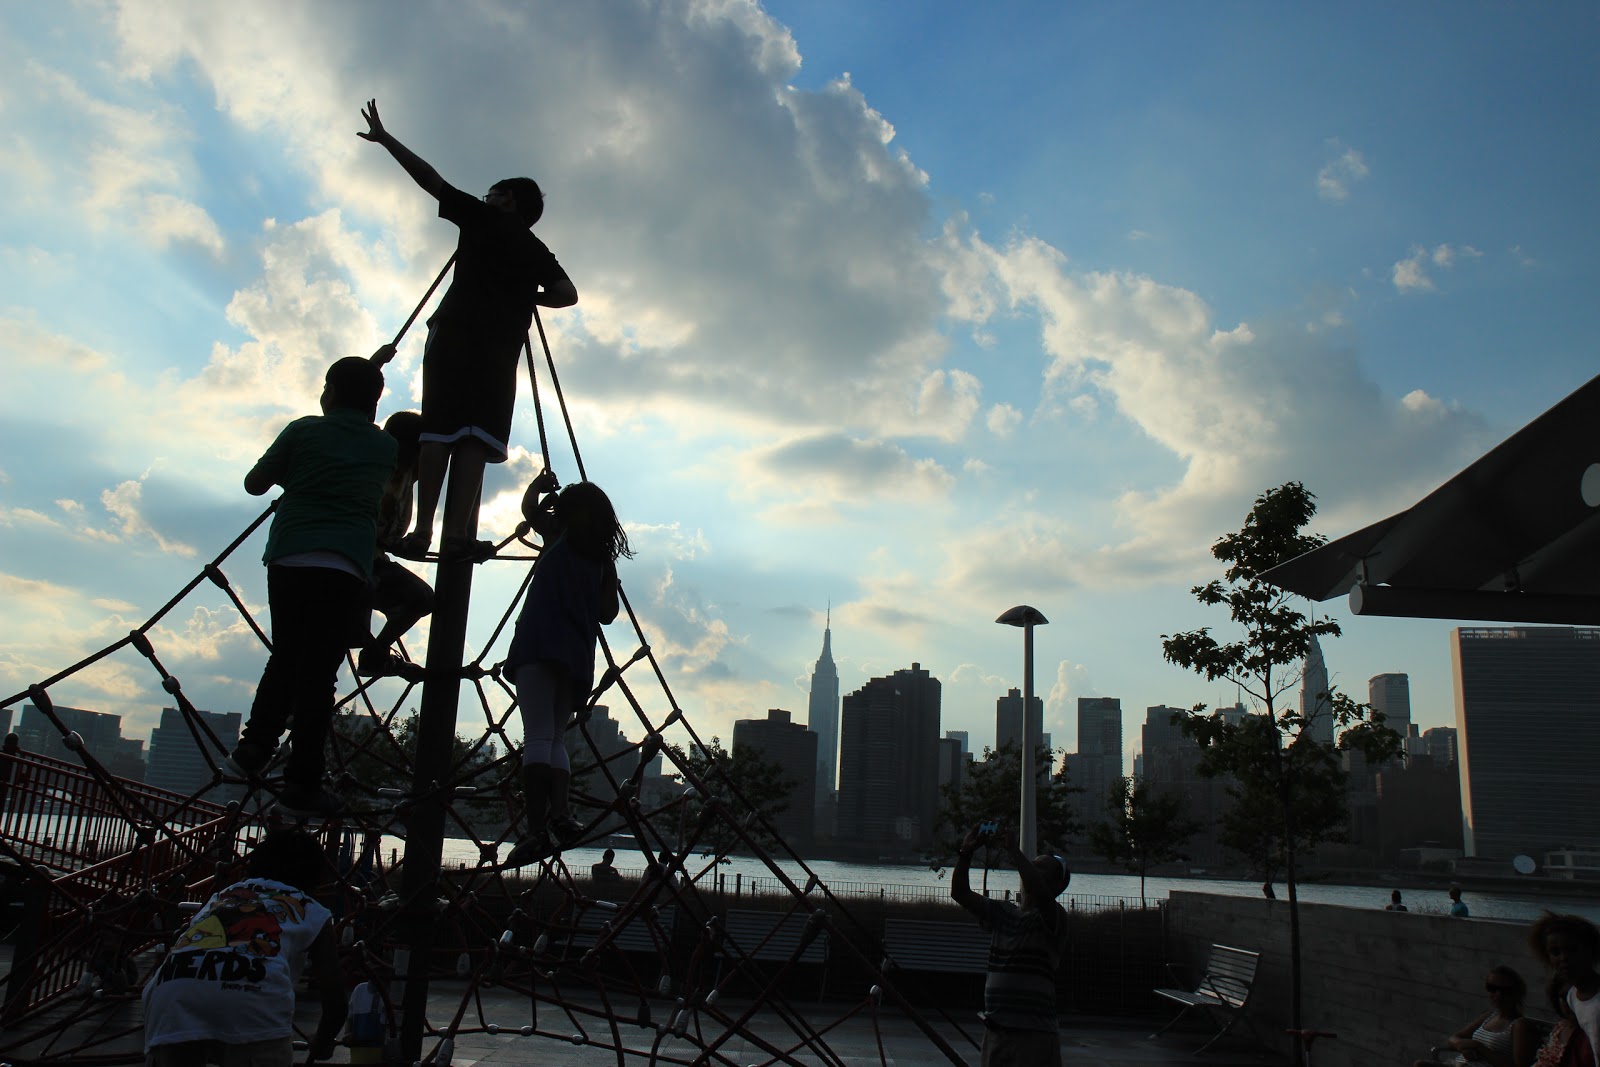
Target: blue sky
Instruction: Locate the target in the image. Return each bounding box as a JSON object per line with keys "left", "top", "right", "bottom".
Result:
{"left": 3, "top": 2, "right": 1597, "bottom": 773}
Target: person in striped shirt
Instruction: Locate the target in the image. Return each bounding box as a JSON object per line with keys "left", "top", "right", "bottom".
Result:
{"left": 951, "top": 822, "right": 1071, "bottom": 1067}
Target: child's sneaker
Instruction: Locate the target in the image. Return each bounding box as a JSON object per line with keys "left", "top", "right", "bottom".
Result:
{"left": 275, "top": 784, "right": 345, "bottom": 819}
{"left": 548, "top": 813, "right": 584, "bottom": 845}
{"left": 502, "top": 830, "right": 552, "bottom": 869}
{"left": 223, "top": 741, "right": 274, "bottom": 779}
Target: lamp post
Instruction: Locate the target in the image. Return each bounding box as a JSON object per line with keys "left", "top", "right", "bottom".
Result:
{"left": 996, "top": 605, "right": 1048, "bottom": 858}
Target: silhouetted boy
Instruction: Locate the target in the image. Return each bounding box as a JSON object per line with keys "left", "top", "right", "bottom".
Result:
{"left": 359, "top": 99, "right": 577, "bottom": 561}
{"left": 143, "top": 829, "right": 347, "bottom": 1066}
{"left": 231, "top": 356, "right": 396, "bottom": 816}
{"left": 951, "top": 823, "right": 1070, "bottom": 1067}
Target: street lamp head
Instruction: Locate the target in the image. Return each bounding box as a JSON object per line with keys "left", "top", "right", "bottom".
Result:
{"left": 996, "top": 605, "right": 1049, "bottom": 628}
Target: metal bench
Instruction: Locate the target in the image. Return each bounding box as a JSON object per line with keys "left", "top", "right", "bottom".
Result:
{"left": 714, "top": 909, "right": 829, "bottom": 1000}
{"left": 567, "top": 904, "right": 676, "bottom": 957}
{"left": 881, "top": 918, "right": 989, "bottom": 976}
{"left": 1151, "top": 943, "right": 1263, "bottom": 1054}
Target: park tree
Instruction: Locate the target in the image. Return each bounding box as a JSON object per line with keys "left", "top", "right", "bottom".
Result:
{"left": 1160, "top": 482, "right": 1402, "bottom": 1055}
{"left": 664, "top": 737, "right": 796, "bottom": 859}
{"left": 1088, "top": 777, "right": 1201, "bottom": 905}
{"left": 933, "top": 741, "right": 1081, "bottom": 868}
{"left": 332, "top": 710, "right": 504, "bottom": 825}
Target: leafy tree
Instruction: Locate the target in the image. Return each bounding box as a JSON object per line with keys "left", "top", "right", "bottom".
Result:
{"left": 932, "top": 741, "right": 1081, "bottom": 867}
{"left": 1088, "top": 777, "right": 1201, "bottom": 904}
{"left": 664, "top": 737, "right": 795, "bottom": 859}
{"left": 332, "top": 710, "right": 505, "bottom": 826}
{"left": 1160, "top": 482, "right": 1402, "bottom": 1056}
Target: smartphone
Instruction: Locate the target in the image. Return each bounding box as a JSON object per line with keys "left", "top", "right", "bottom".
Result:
{"left": 977, "top": 819, "right": 999, "bottom": 839}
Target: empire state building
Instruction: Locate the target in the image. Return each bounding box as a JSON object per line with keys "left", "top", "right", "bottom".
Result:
{"left": 807, "top": 609, "right": 840, "bottom": 835}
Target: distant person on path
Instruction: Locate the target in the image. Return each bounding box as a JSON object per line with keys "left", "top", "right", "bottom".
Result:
{"left": 359, "top": 99, "right": 577, "bottom": 562}
{"left": 1413, "top": 964, "right": 1534, "bottom": 1067}
{"left": 591, "top": 848, "right": 622, "bottom": 886}
{"left": 231, "top": 356, "right": 396, "bottom": 817}
{"left": 951, "top": 823, "right": 1071, "bottom": 1067}
{"left": 357, "top": 409, "right": 434, "bottom": 678}
{"left": 1451, "top": 884, "right": 1472, "bottom": 917}
{"left": 1387, "top": 889, "right": 1409, "bottom": 912}
{"left": 143, "top": 829, "right": 347, "bottom": 1066}
{"left": 501, "top": 475, "right": 630, "bottom": 868}
{"left": 1531, "top": 913, "right": 1600, "bottom": 1062}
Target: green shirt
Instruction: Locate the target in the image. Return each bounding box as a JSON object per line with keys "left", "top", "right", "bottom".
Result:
{"left": 250, "top": 408, "right": 397, "bottom": 580}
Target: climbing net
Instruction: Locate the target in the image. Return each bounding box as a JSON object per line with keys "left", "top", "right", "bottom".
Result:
{"left": 0, "top": 265, "right": 982, "bottom": 1066}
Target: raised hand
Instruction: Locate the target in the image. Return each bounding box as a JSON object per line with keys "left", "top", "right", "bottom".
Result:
{"left": 358, "top": 98, "right": 386, "bottom": 143}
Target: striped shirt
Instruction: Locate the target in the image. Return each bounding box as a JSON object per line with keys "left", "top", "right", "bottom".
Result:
{"left": 981, "top": 898, "right": 1068, "bottom": 1033}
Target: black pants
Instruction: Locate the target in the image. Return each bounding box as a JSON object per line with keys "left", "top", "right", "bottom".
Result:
{"left": 242, "top": 564, "right": 365, "bottom": 788}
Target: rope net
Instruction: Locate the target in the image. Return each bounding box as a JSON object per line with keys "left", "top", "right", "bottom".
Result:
{"left": 0, "top": 269, "right": 979, "bottom": 1066}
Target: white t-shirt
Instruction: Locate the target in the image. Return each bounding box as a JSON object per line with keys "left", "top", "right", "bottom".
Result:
{"left": 143, "top": 878, "right": 332, "bottom": 1050}
{"left": 1568, "top": 987, "right": 1600, "bottom": 1063}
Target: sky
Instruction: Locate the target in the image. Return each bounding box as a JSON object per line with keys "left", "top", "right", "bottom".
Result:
{"left": 3, "top": 2, "right": 1599, "bottom": 775}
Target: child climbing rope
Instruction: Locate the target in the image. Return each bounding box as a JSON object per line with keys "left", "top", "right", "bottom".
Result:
{"left": 230, "top": 355, "right": 397, "bottom": 817}
{"left": 358, "top": 98, "right": 577, "bottom": 562}
{"left": 502, "top": 473, "right": 631, "bottom": 867}
{"left": 357, "top": 410, "right": 434, "bottom": 678}
{"left": 142, "top": 829, "right": 347, "bottom": 1066}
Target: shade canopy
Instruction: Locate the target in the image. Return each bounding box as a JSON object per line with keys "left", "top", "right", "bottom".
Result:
{"left": 1260, "top": 371, "right": 1600, "bottom": 624}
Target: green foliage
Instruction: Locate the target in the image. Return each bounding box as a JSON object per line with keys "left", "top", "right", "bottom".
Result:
{"left": 932, "top": 741, "right": 1081, "bottom": 865}
{"left": 1088, "top": 777, "right": 1201, "bottom": 903}
{"left": 1159, "top": 482, "right": 1403, "bottom": 1042}
{"left": 664, "top": 736, "right": 795, "bottom": 859}
{"left": 332, "top": 710, "right": 505, "bottom": 822}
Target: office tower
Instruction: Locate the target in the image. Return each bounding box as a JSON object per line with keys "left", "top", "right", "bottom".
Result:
{"left": 995, "top": 687, "right": 1043, "bottom": 754}
{"left": 575, "top": 705, "right": 635, "bottom": 835}
{"left": 1074, "top": 697, "right": 1123, "bottom": 816}
{"left": 732, "top": 709, "right": 817, "bottom": 846}
{"left": 1452, "top": 627, "right": 1600, "bottom": 858}
{"left": 945, "top": 731, "right": 969, "bottom": 759}
{"left": 15, "top": 702, "right": 145, "bottom": 779}
{"left": 0, "top": 705, "right": 12, "bottom": 738}
{"left": 1300, "top": 635, "right": 1334, "bottom": 745}
{"left": 1135, "top": 705, "right": 1230, "bottom": 865}
{"left": 806, "top": 609, "right": 840, "bottom": 832}
{"left": 146, "top": 707, "right": 241, "bottom": 795}
{"left": 936, "top": 735, "right": 965, "bottom": 796}
{"left": 1422, "top": 726, "right": 1458, "bottom": 767}
{"left": 1368, "top": 673, "right": 1411, "bottom": 764}
{"left": 837, "top": 663, "right": 941, "bottom": 849}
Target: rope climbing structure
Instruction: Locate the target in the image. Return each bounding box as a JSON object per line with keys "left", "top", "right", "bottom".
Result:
{"left": 0, "top": 263, "right": 987, "bottom": 1066}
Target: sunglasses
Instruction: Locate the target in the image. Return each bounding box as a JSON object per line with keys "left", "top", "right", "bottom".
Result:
{"left": 1486, "top": 983, "right": 1515, "bottom": 993}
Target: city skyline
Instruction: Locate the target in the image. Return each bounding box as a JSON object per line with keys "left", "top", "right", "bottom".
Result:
{"left": 5, "top": 5, "right": 1599, "bottom": 762}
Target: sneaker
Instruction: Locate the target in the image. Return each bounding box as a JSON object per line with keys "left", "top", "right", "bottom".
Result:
{"left": 548, "top": 813, "right": 584, "bottom": 845}
{"left": 275, "top": 784, "right": 345, "bottom": 819}
{"left": 502, "top": 831, "right": 552, "bottom": 869}
{"left": 224, "top": 741, "right": 274, "bottom": 779}
{"left": 357, "top": 648, "right": 401, "bottom": 677}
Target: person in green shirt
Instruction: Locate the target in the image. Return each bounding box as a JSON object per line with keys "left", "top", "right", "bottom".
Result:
{"left": 228, "top": 355, "right": 397, "bottom": 817}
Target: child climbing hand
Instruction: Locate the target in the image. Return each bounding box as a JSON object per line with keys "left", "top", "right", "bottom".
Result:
{"left": 369, "top": 342, "right": 397, "bottom": 366}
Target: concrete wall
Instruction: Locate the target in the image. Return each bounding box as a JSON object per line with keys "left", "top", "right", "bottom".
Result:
{"left": 1167, "top": 891, "right": 1549, "bottom": 1067}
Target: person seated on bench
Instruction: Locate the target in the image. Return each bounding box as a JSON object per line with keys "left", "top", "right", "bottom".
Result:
{"left": 1416, "top": 964, "right": 1536, "bottom": 1067}
{"left": 951, "top": 821, "right": 1070, "bottom": 1067}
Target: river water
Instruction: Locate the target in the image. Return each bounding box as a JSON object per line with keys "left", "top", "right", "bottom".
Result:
{"left": 421, "top": 838, "right": 1599, "bottom": 923}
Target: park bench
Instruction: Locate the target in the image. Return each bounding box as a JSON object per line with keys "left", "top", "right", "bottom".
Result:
{"left": 1151, "top": 943, "right": 1263, "bottom": 1054}
{"left": 880, "top": 918, "right": 990, "bottom": 976}
{"left": 714, "top": 909, "right": 830, "bottom": 1000}
{"left": 567, "top": 904, "right": 676, "bottom": 957}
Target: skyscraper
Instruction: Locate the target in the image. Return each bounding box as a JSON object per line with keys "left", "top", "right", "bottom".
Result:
{"left": 1300, "top": 634, "right": 1334, "bottom": 745}
{"left": 994, "top": 687, "right": 1042, "bottom": 753}
{"left": 1073, "top": 697, "right": 1123, "bottom": 818}
{"left": 1422, "top": 726, "right": 1458, "bottom": 767}
{"left": 837, "top": 663, "right": 941, "bottom": 849}
{"left": 146, "top": 707, "right": 241, "bottom": 796}
{"left": 1452, "top": 627, "right": 1600, "bottom": 859}
{"left": 733, "top": 709, "right": 817, "bottom": 846}
{"left": 1367, "top": 673, "right": 1411, "bottom": 763}
{"left": 806, "top": 609, "right": 840, "bottom": 832}
{"left": 16, "top": 702, "right": 145, "bottom": 780}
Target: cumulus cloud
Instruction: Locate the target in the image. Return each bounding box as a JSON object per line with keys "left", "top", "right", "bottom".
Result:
{"left": 1317, "top": 142, "right": 1370, "bottom": 203}
{"left": 986, "top": 403, "right": 1023, "bottom": 437}
{"left": 725, "top": 432, "right": 955, "bottom": 519}
{"left": 1392, "top": 243, "right": 1482, "bottom": 293}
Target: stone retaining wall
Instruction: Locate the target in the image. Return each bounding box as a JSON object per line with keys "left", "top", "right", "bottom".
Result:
{"left": 1166, "top": 891, "right": 1553, "bottom": 1067}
